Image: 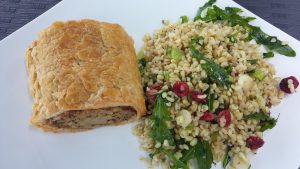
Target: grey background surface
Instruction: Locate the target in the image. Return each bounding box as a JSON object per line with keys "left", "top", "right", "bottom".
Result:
{"left": 0, "top": 0, "right": 299, "bottom": 40}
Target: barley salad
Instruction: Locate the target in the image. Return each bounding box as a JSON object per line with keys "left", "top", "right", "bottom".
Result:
{"left": 133, "top": 1, "right": 299, "bottom": 169}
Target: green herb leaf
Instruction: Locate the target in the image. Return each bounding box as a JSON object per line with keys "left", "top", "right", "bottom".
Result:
{"left": 138, "top": 58, "right": 146, "bottom": 67}
{"left": 149, "top": 94, "right": 174, "bottom": 145}
{"left": 226, "top": 34, "right": 237, "bottom": 43}
{"left": 248, "top": 164, "right": 252, "bottom": 169}
{"left": 190, "top": 36, "right": 205, "bottom": 46}
{"left": 181, "top": 146, "right": 195, "bottom": 162}
{"left": 174, "top": 138, "right": 186, "bottom": 145}
{"left": 263, "top": 52, "right": 274, "bottom": 58}
{"left": 137, "top": 48, "right": 146, "bottom": 75}
{"left": 199, "top": 5, "right": 296, "bottom": 57}
{"left": 138, "top": 58, "right": 146, "bottom": 76}
{"left": 224, "top": 7, "right": 243, "bottom": 14}
{"left": 208, "top": 93, "right": 215, "bottom": 112}
{"left": 260, "top": 118, "right": 277, "bottom": 132}
{"left": 248, "top": 69, "right": 266, "bottom": 81}
{"left": 180, "top": 15, "right": 189, "bottom": 23}
{"left": 167, "top": 47, "right": 185, "bottom": 61}
{"left": 250, "top": 26, "right": 296, "bottom": 57}
{"left": 194, "top": 139, "right": 214, "bottom": 169}
{"left": 222, "top": 147, "right": 231, "bottom": 169}
{"left": 243, "top": 112, "right": 270, "bottom": 121}
{"left": 247, "top": 59, "right": 258, "bottom": 65}
{"left": 180, "top": 139, "right": 214, "bottom": 169}
{"left": 189, "top": 45, "right": 231, "bottom": 87}
{"left": 202, "top": 7, "right": 218, "bottom": 22}
{"left": 224, "top": 65, "right": 233, "bottom": 74}
{"left": 189, "top": 44, "right": 206, "bottom": 59}
{"left": 243, "top": 112, "right": 277, "bottom": 132}
{"left": 194, "top": 0, "right": 217, "bottom": 21}
{"left": 159, "top": 148, "right": 189, "bottom": 169}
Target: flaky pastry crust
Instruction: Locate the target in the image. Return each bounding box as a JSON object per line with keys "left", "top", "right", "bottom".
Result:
{"left": 25, "top": 19, "right": 146, "bottom": 132}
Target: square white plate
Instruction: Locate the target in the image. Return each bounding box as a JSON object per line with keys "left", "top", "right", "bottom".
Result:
{"left": 0, "top": 0, "right": 299, "bottom": 169}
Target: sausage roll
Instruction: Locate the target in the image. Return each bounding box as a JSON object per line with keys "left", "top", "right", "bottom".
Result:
{"left": 25, "top": 19, "right": 146, "bottom": 132}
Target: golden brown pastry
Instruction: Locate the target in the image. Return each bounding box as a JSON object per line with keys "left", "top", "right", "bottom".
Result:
{"left": 25, "top": 19, "right": 146, "bottom": 132}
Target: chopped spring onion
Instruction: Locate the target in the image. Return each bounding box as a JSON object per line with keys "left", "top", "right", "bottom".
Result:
{"left": 167, "top": 47, "right": 184, "bottom": 61}
{"left": 226, "top": 33, "right": 238, "bottom": 43}
{"left": 180, "top": 15, "right": 189, "bottom": 23}
{"left": 247, "top": 59, "right": 258, "bottom": 65}
{"left": 263, "top": 52, "right": 274, "bottom": 58}
{"left": 248, "top": 69, "right": 266, "bottom": 81}
{"left": 137, "top": 48, "right": 144, "bottom": 60}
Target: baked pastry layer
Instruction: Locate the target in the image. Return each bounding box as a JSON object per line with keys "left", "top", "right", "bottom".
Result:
{"left": 25, "top": 19, "right": 146, "bottom": 132}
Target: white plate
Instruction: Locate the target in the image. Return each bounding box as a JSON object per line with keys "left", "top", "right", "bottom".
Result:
{"left": 0, "top": 0, "right": 300, "bottom": 169}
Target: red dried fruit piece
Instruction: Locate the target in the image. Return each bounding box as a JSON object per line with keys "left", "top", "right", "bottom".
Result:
{"left": 200, "top": 111, "right": 215, "bottom": 122}
{"left": 150, "top": 85, "right": 162, "bottom": 91}
{"left": 279, "top": 76, "right": 299, "bottom": 94}
{"left": 217, "top": 109, "right": 231, "bottom": 128}
{"left": 190, "top": 91, "right": 208, "bottom": 103}
{"left": 246, "top": 136, "right": 265, "bottom": 150}
{"left": 146, "top": 85, "right": 162, "bottom": 103}
{"left": 172, "top": 82, "right": 189, "bottom": 97}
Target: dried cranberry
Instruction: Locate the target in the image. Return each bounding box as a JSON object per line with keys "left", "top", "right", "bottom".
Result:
{"left": 217, "top": 109, "right": 231, "bottom": 128}
{"left": 246, "top": 136, "right": 264, "bottom": 150}
{"left": 146, "top": 85, "right": 162, "bottom": 103}
{"left": 151, "top": 85, "right": 162, "bottom": 91}
{"left": 190, "top": 91, "right": 208, "bottom": 103}
{"left": 172, "top": 82, "right": 189, "bottom": 97}
{"left": 200, "top": 111, "right": 215, "bottom": 122}
{"left": 279, "top": 76, "right": 299, "bottom": 93}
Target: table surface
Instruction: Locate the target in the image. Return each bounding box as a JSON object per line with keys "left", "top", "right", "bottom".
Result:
{"left": 0, "top": 0, "right": 299, "bottom": 41}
